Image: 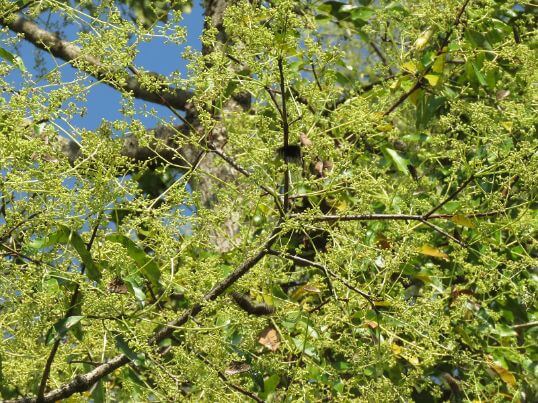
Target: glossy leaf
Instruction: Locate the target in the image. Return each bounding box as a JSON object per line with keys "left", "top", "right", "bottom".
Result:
{"left": 45, "top": 316, "right": 84, "bottom": 344}
{"left": 106, "top": 234, "right": 161, "bottom": 288}
{"left": 29, "top": 226, "right": 101, "bottom": 282}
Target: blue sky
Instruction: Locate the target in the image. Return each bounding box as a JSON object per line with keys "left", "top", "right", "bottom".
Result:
{"left": 2, "top": 2, "right": 204, "bottom": 131}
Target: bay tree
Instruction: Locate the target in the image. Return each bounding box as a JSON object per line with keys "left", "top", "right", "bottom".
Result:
{"left": 0, "top": 0, "right": 536, "bottom": 401}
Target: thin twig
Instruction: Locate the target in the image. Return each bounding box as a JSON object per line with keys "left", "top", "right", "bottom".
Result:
{"left": 513, "top": 321, "right": 538, "bottom": 330}
{"left": 0, "top": 15, "right": 193, "bottom": 110}
{"left": 311, "top": 62, "right": 323, "bottom": 91}
{"left": 278, "top": 57, "right": 291, "bottom": 213}
{"left": 0, "top": 211, "right": 42, "bottom": 241}
{"left": 14, "top": 228, "right": 281, "bottom": 402}
{"left": 419, "top": 219, "right": 466, "bottom": 247}
{"left": 150, "top": 227, "right": 280, "bottom": 344}
{"left": 210, "top": 147, "right": 285, "bottom": 216}
{"left": 264, "top": 85, "right": 284, "bottom": 119}
{"left": 267, "top": 250, "right": 376, "bottom": 309}
{"left": 1, "top": 242, "right": 48, "bottom": 266}
{"left": 370, "top": 41, "right": 388, "bottom": 66}
{"left": 423, "top": 175, "right": 474, "bottom": 219}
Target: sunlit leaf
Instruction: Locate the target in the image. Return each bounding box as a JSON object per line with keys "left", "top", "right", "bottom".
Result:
{"left": 263, "top": 374, "right": 280, "bottom": 393}
{"left": 402, "top": 61, "right": 419, "bottom": 74}
{"left": 424, "top": 74, "right": 440, "bottom": 87}
{"left": 488, "top": 360, "right": 516, "bottom": 386}
{"left": 106, "top": 234, "right": 161, "bottom": 288}
{"left": 384, "top": 148, "right": 410, "bottom": 175}
{"left": 419, "top": 245, "right": 449, "bottom": 260}
{"left": 451, "top": 215, "right": 475, "bottom": 228}
{"left": 501, "top": 121, "right": 513, "bottom": 132}
{"left": 45, "top": 315, "right": 84, "bottom": 344}
{"left": 0, "top": 46, "right": 26, "bottom": 72}
{"left": 431, "top": 52, "right": 446, "bottom": 73}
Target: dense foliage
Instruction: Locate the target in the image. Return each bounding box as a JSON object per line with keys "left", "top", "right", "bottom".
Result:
{"left": 0, "top": 0, "right": 536, "bottom": 401}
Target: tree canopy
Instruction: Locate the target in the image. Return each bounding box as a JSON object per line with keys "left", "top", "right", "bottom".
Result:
{"left": 0, "top": 0, "right": 536, "bottom": 401}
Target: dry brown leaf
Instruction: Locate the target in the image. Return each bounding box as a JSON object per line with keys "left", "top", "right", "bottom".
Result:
{"left": 258, "top": 326, "right": 280, "bottom": 352}
{"left": 224, "top": 361, "right": 251, "bottom": 376}
{"left": 107, "top": 278, "right": 128, "bottom": 294}
{"left": 362, "top": 320, "right": 379, "bottom": 329}
{"left": 299, "top": 132, "right": 312, "bottom": 147}
{"left": 488, "top": 360, "right": 516, "bottom": 386}
{"left": 313, "top": 160, "right": 324, "bottom": 176}
{"left": 302, "top": 284, "right": 321, "bottom": 293}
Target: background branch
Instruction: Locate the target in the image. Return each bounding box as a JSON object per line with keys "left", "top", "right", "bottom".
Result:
{"left": 0, "top": 15, "right": 193, "bottom": 110}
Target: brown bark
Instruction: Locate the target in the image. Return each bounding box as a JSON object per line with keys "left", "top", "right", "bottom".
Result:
{"left": 0, "top": 15, "right": 193, "bottom": 110}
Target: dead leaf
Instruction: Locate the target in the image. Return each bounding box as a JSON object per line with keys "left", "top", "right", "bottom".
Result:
{"left": 362, "top": 320, "right": 378, "bottom": 329}
{"left": 419, "top": 245, "right": 449, "bottom": 260}
{"left": 302, "top": 284, "right": 321, "bottom": 293}
{"left": 258, "top": 326, "right": 280, "bottom": 352}
{"left": 496, "top": 89, "right": 510, "bottom": 101}
{"left": 322, "top": 160, "right": 333, "bottom": 172}
{"left": 108, "top": 278, "right": 128, "bottom": 294}
{"left": 375, "top": 234, "right": 392, "bottom": 250}
{"left": 299, "top": 133, "right": 312, "bottom": 147}
{"left": 224, "top": 361, "right": 251, "bottom": 376}
{"left": 313, "top": 160, "right": 324, "bottom": 177}
{"left": 414, "top": 28, "right": 433, "bottom": 50}
{"left": 488, "top": 359, "right": 516, "bottom": 386}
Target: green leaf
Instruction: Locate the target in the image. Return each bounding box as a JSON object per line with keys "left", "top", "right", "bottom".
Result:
{"left": 106, "top": 234, "right": 161, "bottom": 288}
{"left": 124, "top": 276, "right": 147, "bottom": 305}
{"left": 416, "top": 94, "right": 445, "bottom": 128}
{"left": 29, "top": 226, "right": 101, "bottom": 282}
{"left": 90, "top": 380, "right": 105, "bottom": 403}
{"left": 384, "top": 148, "right": 409, "bottom": 175}
{"left": 114, "top": 334, "right": 146, "bottom": 366}
{"left": 472, "top": 62, "right": 487, "bottom": 86}
{"left": 0, "top": 47, "right": 26, "bottom": 72}
{"left": 451, "top": 214, "right": 475, "bottom": 228}
{"left": 263, "top": 374, "right": 280, "bottom": 393}
{"left": 45, "top": 316, "right": 84, "bottom": 344}
{"left": 350, "top": 7, "right": 374, "bottom": 22}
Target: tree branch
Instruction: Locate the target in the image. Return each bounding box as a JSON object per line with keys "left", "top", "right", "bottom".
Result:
{"left": 0, "top": 15, "right": 193, "bottom": 110}
{"left": 293, "top": 210, "right": 503, "bottom": 223}
{"left": 10, "top": 227, "right": 280, "bottom": 402}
